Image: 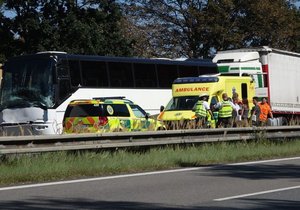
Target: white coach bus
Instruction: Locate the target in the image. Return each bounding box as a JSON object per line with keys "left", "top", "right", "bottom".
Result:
{"left": 0, "top": 52, "right": 217, "bottom": 135}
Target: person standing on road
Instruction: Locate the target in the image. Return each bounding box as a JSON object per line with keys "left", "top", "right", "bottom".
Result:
{"left": 251, "top": 96, "right": 261, "bottom": 126}
{"left": 231, "top": 95, "right": 242, "bottom": 127}
{"left": 214, "top": 93, "right": 236, "bottom": 128}
{"left": 258, "top": 97, "right": 273, "bottom": 126}
{"left": 241, "top": 98, "right": 250, "bottom": 127}
{"left": 193, "top": 93, "right": 214, "bottom": 128}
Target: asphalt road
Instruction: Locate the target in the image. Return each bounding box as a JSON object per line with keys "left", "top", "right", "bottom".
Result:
{"left": 1, "top": 157, "right": 300, "bottom": 210}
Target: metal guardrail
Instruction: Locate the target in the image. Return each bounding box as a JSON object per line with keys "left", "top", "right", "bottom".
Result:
{"left": 1, "top": 126, "right": 300, "bottom": 155}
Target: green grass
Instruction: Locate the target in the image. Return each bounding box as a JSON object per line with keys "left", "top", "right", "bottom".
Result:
{"left": 1, "top": 139, "right": 300, "bottom": 186}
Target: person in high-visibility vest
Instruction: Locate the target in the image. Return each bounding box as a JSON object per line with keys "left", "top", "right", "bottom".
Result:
{"left": 214, "top": 93, "right": 236, "bottom": 128}
{"left": 193, "top": 93, "right": 213, "bottom": 128}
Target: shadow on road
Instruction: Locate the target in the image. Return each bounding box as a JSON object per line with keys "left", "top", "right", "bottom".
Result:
{"left": 203, "top": 164, "right": 300, "bottom": 180}
{"left": 0, "top": 197, "right": 300, "bottom": 210}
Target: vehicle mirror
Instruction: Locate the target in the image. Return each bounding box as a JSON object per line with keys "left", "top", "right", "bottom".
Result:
{"left": 145, "top": 113, "right": 150, "bottom": 120}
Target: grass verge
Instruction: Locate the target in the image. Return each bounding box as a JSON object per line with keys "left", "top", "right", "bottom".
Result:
{"left": 1, "top": 139, "right": 300, "bottom": 186}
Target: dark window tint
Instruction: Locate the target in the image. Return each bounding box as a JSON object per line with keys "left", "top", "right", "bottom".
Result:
{"left": 199, "top": 65, "right": 217, "bottom": 75}
{"left": 241, "top": 83, "right": 247, "bottom": 99}
{"left": 68, "top": 60, "right": 81, "bottom": 87}
{"left": 58, "top": 79, "right": 71, "bottom": 101}
{"left": 81, "top": 61, "right": 108, "bottom": 87}
{"left": 133, "top": 64, "right": 158, "bottom": 87}
{"left": 102, "top": 104, "right": 130, "bottom": 117}
{"left": 65, "top": 104, "right": 101, "bottom": 117}
{"left": 157, "top": 64, "right": 178, "bottom": 88}
{"left": 178, "top": 66, "right": 199, "bottom": 77}
{"left": 57, "top": 59, "right": 69, "bottom": 78}
{"left": 263, "top": 74, "right": 268, "bottom": 87}
{"left": 108, "top": 62, "right": 133, "bottom": 87}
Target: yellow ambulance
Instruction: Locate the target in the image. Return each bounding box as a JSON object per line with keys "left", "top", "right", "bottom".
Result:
{"left": 157, "top": 74, "right": 255, "bottom": 129}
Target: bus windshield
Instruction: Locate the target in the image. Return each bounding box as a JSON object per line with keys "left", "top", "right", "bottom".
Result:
{"left": 0, "top": 56, "right": 55, "bottom": 110}
{"left": 165, "top": 96, "right": 199, "bottom": 111}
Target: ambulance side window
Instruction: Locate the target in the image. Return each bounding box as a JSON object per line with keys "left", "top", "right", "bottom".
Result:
{"left": 103, "top": 104, "right": 130, "bottom": 117}
{"left": 130, "top": 105, "right": 147, "bottom": 118}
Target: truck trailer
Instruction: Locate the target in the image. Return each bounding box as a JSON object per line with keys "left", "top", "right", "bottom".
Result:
{"left": 213, "top": 46, "right": 300, "bottom": 125}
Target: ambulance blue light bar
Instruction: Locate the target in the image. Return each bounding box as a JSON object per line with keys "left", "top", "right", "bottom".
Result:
{"left": 173, "top": 76, "right": 219, "bottom": 84}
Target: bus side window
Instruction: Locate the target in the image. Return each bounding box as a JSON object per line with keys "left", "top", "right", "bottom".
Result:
{"left": 81, "top": 61, "right": 108, "bottom": 87}
{"left": 68, "top": 60, "right": 81, "bottom": 87}
{"left": 178, "top": 66, "right": 198, "bottom": 77}
{"left": 58, "top": 79, "right": 71, "bottom": 102}
{"left": 133, "top": 63, "right": 158, "bottom": 88}
{"left": 57, "top": 59, "right": 69, "bottom": 78}
{"left": 198, "top": 65, "right": 218, "bottom": 75}
{"left": 157, "top": 64, "right": 179, "bottom": 88}
{"left": 108, "top": 62, "right": 133, "bottom": 88}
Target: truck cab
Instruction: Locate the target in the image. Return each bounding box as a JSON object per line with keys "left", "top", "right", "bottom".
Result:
{"left": 213, "top": 50, "right": 267, "bottom": 98}
{"left": 158, "top": 75, "right": 255, "bottom": 129}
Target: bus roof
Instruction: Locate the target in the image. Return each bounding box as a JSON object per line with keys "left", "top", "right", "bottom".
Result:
{"left": 6, "top": 52, "right": 216, "bottom": 67}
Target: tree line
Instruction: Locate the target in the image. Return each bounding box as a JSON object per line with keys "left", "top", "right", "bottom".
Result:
{"left": 0, "top": 0, "right": 299, "bottom": 63}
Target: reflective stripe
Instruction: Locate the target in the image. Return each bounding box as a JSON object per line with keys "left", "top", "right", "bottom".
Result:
{"left": 65, "top": 118, "right": 75, "bottom": 129}
{"left": 86, "top": 117, "right": 96, "bottom": 124}
{"left": 195, "top": 101, "right": 207, "bottom": 117}
{"left": 219, "top": 101, "right": 233, "bottom": 118}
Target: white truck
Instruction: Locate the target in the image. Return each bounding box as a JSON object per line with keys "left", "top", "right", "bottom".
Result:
{"left": 213, "top": 46, "right": 300, "bottom": 125}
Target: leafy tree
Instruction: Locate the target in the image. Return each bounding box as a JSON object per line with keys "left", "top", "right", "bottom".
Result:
{"left": 0, "top": 0, "right": 134, "bottom": 62}
{"left": 124, "top": 0, "right": 300, "bottom": 58}
{"left": 238, "top": 0, "right": 300, "bottom": 51}
{"left": 120, "top": 9, "right": 161, "bottom": 58}
{"left": 203, "top": 0, "right": 300, "bottom": 52}
{"left": 296, "top": 8, "right": 300, "bottom": 52}
{"left": 124, "top": 0, "right": 209, "bottom": 58}
{"left": 201, "top": 0, "right": 245, "bottom": 52}
{"left": 0, "top": 1, "right": 18, "bottom": 62}
{"left": 1, "top": 0, "right": 299, "bottom": 62}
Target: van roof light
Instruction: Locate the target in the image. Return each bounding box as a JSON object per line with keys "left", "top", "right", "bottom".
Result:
{"left": 174, "top": 77, "right": 219, "bottom": 84}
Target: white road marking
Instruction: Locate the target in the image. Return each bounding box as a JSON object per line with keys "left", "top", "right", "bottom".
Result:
{"left": 214, "top": 185, "right": 300, "bottom": 201}
{"left": 1, "top": 156, "right": 300, "bottom": 192}
{"left": 0, "top": 167, "right": 201, "bottom": 191}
